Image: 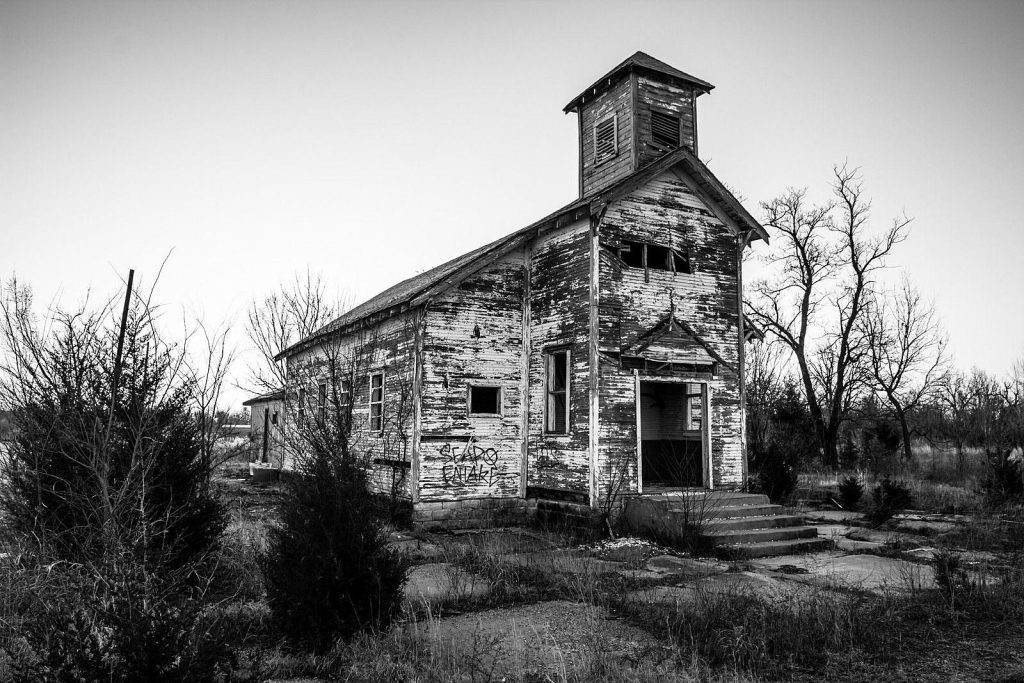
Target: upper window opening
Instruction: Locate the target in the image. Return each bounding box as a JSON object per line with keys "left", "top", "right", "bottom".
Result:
{"left": 647, "top": 244, "right": 672, "bottom": 270}
{"left": 297, "top": 388, "right": 306, "bottom": 427}
{"left": 651, "top": 110, "right": 681, "bottom": 149}
{"left": 619, "top": 241, "right": 645, "bottom": 268}
{"left": 317, "top": 382, "right": 327, "bottom": 423}
{"left": 594, "top": 116, "right": 617, "bottom": 165}
{"left": 468, "top": 386, "right": 501, "bottom": 415}
{"left": 545, "top": 349, "right": 569, "bottom": 434}
{"left": 618, "top": 240, "right": 692, "bottom": 275}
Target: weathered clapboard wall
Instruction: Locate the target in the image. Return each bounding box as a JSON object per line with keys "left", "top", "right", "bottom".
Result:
{"left": 596, "top": 169, "right": 744, "bottom": 496}
{"left": 286, "top": 311, "right": 419, "bottom": 498}
{"left": 526, "top": 218, "right": 593, "bottom": 502}
{"left": 634, "top": 77, "right": 697, "bottom": 165}
{"left": 418, "top": 253, "right": 526, "bottom": 502}
{"left": 579, "top": 75, "right": 634, "bottom": 198}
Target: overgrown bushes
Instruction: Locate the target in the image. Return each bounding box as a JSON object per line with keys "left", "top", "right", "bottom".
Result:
{"left": 0, "top": 282, "right": 230, "bottom": 680}
{"left": 865, "top": 478, "right": 914, "bottom": 527}
{"left": 261, "top": 452, "right": 409, "bottom": 650}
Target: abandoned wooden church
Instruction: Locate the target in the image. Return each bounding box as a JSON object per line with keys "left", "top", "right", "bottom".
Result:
{"left": 277, "top": 51, "right": 769, "bottom": 528}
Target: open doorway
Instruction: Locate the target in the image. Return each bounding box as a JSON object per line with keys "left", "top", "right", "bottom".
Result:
{"left": 638, "top": 381, "right": 706, "bottom": 488}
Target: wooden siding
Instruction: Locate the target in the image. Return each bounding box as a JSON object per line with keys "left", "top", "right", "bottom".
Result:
{"left": 635, "top": 77, "right": 696, "bottom": 167}
{"left": 596, "top": 170, "right": 744, "bottom": 494}
{"left": 418, "top": 253, "right": 527, "bottom": 501}
{"left": 526, "top": 219, "right": 592, "bottom": 498}
{"left": 286, "top": 311, "right": 419, "bottom": 498}
{"left": 580, "top": 76, "right": 634, "bottom": 197}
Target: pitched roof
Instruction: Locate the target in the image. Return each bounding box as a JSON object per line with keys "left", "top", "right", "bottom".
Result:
{"left": 564, "top": 51, "right": 714, "bottom": 113}
{"left": 242, "top": 389, "right": 286, "bottom": 406}
{"left": 278, "top": 146, "right": 765, "bottom": 360}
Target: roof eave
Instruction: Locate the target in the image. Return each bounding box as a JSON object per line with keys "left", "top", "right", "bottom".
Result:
{"left": 563, "top": 65, "right": 714, "bottom": 114}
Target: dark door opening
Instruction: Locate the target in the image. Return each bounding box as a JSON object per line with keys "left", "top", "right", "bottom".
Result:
{"left": 639, "top": 381, "right": 705, "bottom": 488}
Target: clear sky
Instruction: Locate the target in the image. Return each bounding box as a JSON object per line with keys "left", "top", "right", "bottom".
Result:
{"left": 2, "top": 0, "right": 1023, "bottom": 409}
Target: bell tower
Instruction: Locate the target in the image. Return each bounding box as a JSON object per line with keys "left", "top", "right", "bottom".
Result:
{"left": 564, "top": 52, "right": 714, "bottom": 198}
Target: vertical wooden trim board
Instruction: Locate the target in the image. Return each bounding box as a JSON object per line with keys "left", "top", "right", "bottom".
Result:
{"left": 704, "top": 383, "right": 713, "bottom": 490}
{"left": 520, "top": 244, "right": 532, "bottom": 497}
{"left": 634, "top": 371, "right": 642, "bottom": 495}
{"left": 588, "top": 214, "right": 601, "bottom": 507}
{"left": 410, "top": 307, "right": 425, "bottom": 503}
{"left": 736, "top": 236, "right": 748, "bottom": 485}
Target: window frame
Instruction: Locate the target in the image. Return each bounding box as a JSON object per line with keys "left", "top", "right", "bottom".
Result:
{"left": 467, "top": 384, "right": 503, "bottom": 417}
{"left": 297, "top": 387, "right": 306, "bottom": 427}
{"left": 593, "top": 114, "right": 618, "bottom": 166}
{"left": 317, "top": 382, "right": 327, "bottom": 423}
{"left": 544, "top": 347, "right": 571, "bottom": 434}
{"left": 369, "top": 371, "right": 385, "bottom": 434}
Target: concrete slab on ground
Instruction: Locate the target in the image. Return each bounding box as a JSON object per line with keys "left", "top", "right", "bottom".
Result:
{"left": 750, "top": 553, "right": 931, "bottom": 593}
{"left": 801, "top": 510, "right": 864, "bottom": 523}
{"left": 624, "top": 571, "right": 793, "bottom": 605}
{"left": 404, "top": 563, "right": 490, "bottom": 604}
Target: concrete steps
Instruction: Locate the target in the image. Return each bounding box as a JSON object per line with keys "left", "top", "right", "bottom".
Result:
{"left": 623, "top": 491, "right": 832, "bottom": 559}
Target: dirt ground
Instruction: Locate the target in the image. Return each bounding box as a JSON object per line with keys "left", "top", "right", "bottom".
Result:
{"left": 216, "top": 468, "right": 1024, "bottom": 682}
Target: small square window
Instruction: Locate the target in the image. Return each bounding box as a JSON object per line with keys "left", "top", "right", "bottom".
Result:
{"left": 468, "top": 386, "right": 501, "bottom": 415}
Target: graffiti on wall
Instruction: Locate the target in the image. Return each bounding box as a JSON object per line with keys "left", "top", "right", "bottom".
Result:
{"left": 440, "top": 439, "right": 501, "bottom": 487}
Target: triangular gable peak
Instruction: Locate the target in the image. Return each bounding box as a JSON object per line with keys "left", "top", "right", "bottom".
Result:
{"left": 623, "top": 306, "right": 735, "bottom": 375}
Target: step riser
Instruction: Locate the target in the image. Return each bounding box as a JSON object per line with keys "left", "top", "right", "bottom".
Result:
{"left": 717, "top": 539, "right": 834, "bottom": 560}
{"left": 702, "top": 515, "right": 805, "bottom": 532}
{"left": 705, "top": 526, "right": 818, "bottom": 546}
{"left": 669, "top": 504, "right": 783, "bottom": 519}
{"left": 647, "top": 492, "right": 771, "bottom": 506}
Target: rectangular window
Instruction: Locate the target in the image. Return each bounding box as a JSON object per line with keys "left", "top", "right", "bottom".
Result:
{"left": 339, "top": 379, "right": 351, "bottom": 409}
{"left": 271, "top": 411, "right": 278, "bottom": 426}
{"left": 297, "top": 388, "right": 306, "bottom": 427}
{"left": 468, "top": 385, "right": 501, "bottom": 415}
{"left": 369, "top": 372, "right": 384, "bottom": 433}
{"left": 545, "top": 349, "right": 569, "bottom": 433}
{"left": 317, "top": 382, "right": 327, "bottom": 423}
{"left": 651, "top": 110, "right": 681, "bottom": 149}
{"left": 594, "top": 115, "right": 617, "bottom": 164}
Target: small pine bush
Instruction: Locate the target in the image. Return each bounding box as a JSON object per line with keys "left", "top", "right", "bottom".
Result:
{"left": 865, "top": 478, "right": 914, "bottom": 527}
{"left": 837, "top": 476, "right": 864, "bottom": 510}
{"left": 262, "top": 453, "right": 410, "bottom": 651}
{"left": 982, "top": 452, "right": 1024, "bottom": 507}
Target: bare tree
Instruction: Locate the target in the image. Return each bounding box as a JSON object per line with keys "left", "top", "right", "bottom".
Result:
{"left": 939, "top": 371, "right": 972, "bottom": 474}
{"left": 183, "top": 317, "right": 237, "bottom": 471}
{"left": 746, "top": 165, "right": 909, "bottom": 467}
{"left": 861, "top": 278, "right": 948, "bottom": 464}
{"left": 245, "top": 270, "right": 347, "bottom": 395}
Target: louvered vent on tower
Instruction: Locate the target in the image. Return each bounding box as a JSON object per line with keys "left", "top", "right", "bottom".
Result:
{"left": 594, "top": 116, "right": 617, "bottom": 164}
{"left": 651, "top": 110, "right": 681, "bottom": 150}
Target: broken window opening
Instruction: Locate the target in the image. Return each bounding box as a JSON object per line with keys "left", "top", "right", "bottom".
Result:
{"left": 618, "top": 240, "right": 692, "bottom": 276}
{"left": 594, "top": 115, "right": 617, "bottom": 165}
{"left": 369, "top": 372, "right": 384, "bottom": 433}
{"left": 468, "top": 385, "right": 502, "bottom": 416}
{"left": 545, "top": 349, "right": 569, "bottom": 433}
